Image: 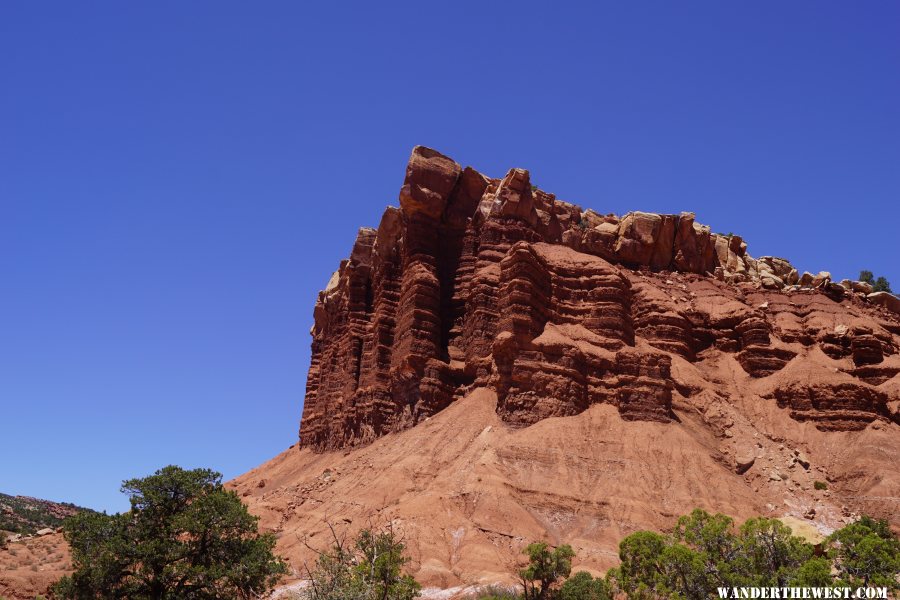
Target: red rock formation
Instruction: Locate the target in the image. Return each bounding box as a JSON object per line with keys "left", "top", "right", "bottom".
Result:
{"left": 300, "top": 146, "right": 900, "bottom": 451}
{"left": 224, "top": 147, "right": 900, "bottom": 589}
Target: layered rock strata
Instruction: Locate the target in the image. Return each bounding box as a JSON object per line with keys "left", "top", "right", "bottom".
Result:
{"left": 300, "top": 146, "right": 900, "bottom": 450}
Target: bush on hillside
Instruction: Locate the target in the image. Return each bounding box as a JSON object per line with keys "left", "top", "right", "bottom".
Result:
{"left": 607, "top": 509, "right": 900, "bottom": 597}
{"left": 520, "top": 542, "right": 575, "bottom": 600}
{"left": 503, "top": 510, "right": 899, "bottom": 600}
{"left": 608, "top": 510, "right": 817, "bottom": 595}
{"left": 300, "top": 521, "right": 420, "bottom": 600}
{"left": 557, "top": 571, "right": 612, "bottom": 600}
{"left": 52, "top": 465, "right": 286, "bottom": 599}
{"left": 827, "top": 516, "right": 900, "bottom": 589}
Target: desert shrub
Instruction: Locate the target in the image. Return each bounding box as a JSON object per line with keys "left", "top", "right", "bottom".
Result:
{"left": 608, "top": 510, "right": 827, "bottom": 597}
{"left": 814, "top": 480, "right": 828, "bottom": 490}
{"left": 606, "top": 510, "right": 900, "bottom": 598}
{"left": 793, "top": 557, "right": 834, "bottom": 587}
{"left": 508, "top": 511, "right": 900, "bottom": 600}
{"left": 519, "top": 542, "right": 575, "bottom": 600}
{"left": 52, "top": 465, "right": 286, "bottom": 599}
{"left": 301, "top": 521, "right": 420, "bottom": 600}
{"left": 558, "top": 571, "right": 612, "bottom": 600}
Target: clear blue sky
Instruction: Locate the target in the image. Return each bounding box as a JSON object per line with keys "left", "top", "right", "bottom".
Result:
{"left": 1, "top": 2, "right": 898, "bottom": 514}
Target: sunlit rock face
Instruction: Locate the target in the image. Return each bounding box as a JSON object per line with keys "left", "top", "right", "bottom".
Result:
{"left": 300, "top": 146, "right": 900, "bottom": 451}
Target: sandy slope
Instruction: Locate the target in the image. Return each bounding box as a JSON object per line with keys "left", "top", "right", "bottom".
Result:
{"left": 231, "top": 384, "right": 899, "bottom": 587}
{"left": 0, "top": 532, "right": 70, "bottom": 600}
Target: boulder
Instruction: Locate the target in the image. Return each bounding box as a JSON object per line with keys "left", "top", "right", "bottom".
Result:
{"left": 398, "top": 146, "right": 462, "bottom": 219}
{"left": 492, "top": 168, "right": 538, "bottom": 226}
{"left": 851, "top": 280, "right": 874, "bottom": 294}
{"left": 581, "top": 222, "right": 618, "bottom": 260}
{"left": 811, "top": 271, "right": 832, "bottom": 288}
{"left": 615, "top": 211, "right": 661, "bottom": 266}
{"left": 760, "top": 275, "right": 783, "bottom": 290}
{"left": 824, "top": 282, "right": 846, "bottom": 300}
{"left": 757, "top": 256, "right": 799, "bottom": 287}
{"left": 868, "top": 291, "right": 900, "bottom": 315}
{"left": 734, "top": 451, "right": 756, "bottom": 475}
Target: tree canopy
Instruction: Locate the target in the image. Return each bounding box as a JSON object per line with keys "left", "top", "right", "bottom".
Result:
{"left": 607, "top": 509, "right": 900, "bottom": 599}
{"left": 53, "top": 465, "right": 286, "bottom": 600}
{"left": 827, "top": 515, "right": 900, "bottom": 589}
{"left": 489, "top": 510, "right": 899, "bottom": 600}
{"left": 859, "top": 270, "right": 892, "bottom": 293}
{"left": 520, "top": 542, "right": 576, "bottom": 600}
{"left": 557, "top": 571, "right": 612, "bottom": 600}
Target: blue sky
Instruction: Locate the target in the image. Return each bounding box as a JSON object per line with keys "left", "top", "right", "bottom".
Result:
{"left": 1, "top": 2, "right": 898, "bottom": 513}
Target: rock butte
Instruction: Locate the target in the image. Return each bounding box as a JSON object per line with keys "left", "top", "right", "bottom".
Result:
{"left": 227, "top": 147, "right": 899, "bottom": 589}
{"left": 300, "top": 146, "right": 900, "bottom": 450}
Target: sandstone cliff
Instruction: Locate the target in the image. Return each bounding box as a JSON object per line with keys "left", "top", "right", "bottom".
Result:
{"left": 300, "top": 146, "right": 900, "bottom": 451}
{"left": 230, "top": 147, "right": 899, "bottom": 589}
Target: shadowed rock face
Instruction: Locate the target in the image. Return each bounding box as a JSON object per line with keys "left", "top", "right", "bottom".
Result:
{"left": 300, "top": 146, "right": 900, "bottom": 451}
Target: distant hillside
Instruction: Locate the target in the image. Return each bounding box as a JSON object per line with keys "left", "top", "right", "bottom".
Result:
{"left": 0, "top": 492, "right": 93, "bottom": 534}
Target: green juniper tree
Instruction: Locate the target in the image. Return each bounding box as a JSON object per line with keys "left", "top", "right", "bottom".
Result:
{"left": 827, "top": 516, "right": 900, "bottom": 591}
{"left": 792, "top": 557, "right": 834, "bottom": 587}
{"left": 608, "top": 530, "right": 669, "bottom": 598}
{"left": 53, "top": 465, "right": 286, "bottom": 600}
{"left": 859, "top": 270, "right": 892, "bottom": 293}
{"left": 557, "top": 571, "right": 612, "bottom": 600}
{"left": 607, "top": 510, "right": 840, "bottom": 598}
{"left": 735, "top": 517, "right": 813, "bottom": 587}
{"left": 519, "top": 542, "right": 575, "bottom": 600}
{"left": 518, "top": 511, "right": 898, "bottom": 600}
{"left": 874, "top": 277, "right": 892, "bottom": 293}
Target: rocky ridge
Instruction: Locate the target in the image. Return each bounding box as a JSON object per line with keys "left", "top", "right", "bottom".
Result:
{"left": 301, "top": 146, "right": 900, "bottom": 451}
{"left": 0, "top": 493, "right": 90, "bottom": 536}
